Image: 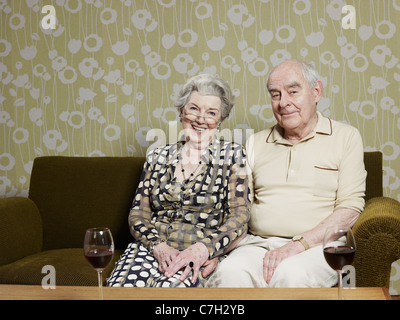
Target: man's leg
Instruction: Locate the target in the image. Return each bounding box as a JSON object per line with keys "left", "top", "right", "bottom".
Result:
{"left": 207, "top": 235, "right": 338, "bottom": 288}
{"left": 206, "top": 235, "right": 268, "bottom": 287}
{"left": 269, "top": 243, "right": 338, "bottom": 288}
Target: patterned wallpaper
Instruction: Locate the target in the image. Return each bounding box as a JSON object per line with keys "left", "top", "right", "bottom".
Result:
{"left": 0, "top": 0, "right": 399, "bottom": 293}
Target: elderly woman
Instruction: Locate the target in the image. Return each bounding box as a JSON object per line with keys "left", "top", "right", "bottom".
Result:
{"left": 107, "top": 73, "right": 250, "bottom": 287}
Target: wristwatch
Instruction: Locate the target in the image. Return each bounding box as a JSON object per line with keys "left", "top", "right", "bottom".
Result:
{"left": 292, "top": 235, "right": 310, "bottom": 250}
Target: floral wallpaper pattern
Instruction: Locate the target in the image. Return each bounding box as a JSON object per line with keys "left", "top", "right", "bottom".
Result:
{"left": 0, "top": 0, "right": 399, "bottom": 293}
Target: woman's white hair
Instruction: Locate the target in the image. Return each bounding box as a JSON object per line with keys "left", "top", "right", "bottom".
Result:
{"left": 174, "top": 73, "right": 235, "bottom": 120}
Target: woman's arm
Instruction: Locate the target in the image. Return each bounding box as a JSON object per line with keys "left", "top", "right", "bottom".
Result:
{"left": 199, "top": 145, "right": 251, "bottom": 258}
{"left": 165, "top": 144, "right": 251, "bottom": 282}
{"left": 128, "top": 152, "right": 161, "bottom": 251}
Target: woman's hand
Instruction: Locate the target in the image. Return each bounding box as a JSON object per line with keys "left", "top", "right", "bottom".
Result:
{"left": 152, "top": 242, "right": 179, "bottom": 274}
{"left": 165, "top": 242, "right": 210, "bottom": 284}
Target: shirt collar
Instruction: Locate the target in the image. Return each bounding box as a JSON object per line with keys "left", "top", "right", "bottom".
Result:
{"left": 266, "top": 111, "right": 332, "bottom": 144}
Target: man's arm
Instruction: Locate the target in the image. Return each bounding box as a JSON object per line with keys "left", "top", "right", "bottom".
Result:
{"left": 263, "top": 208, "right": 360, "bottom": 284}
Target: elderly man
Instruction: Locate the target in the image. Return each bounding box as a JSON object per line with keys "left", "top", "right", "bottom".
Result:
{"left": 206, "top": 59, "right": 366, "bottom": 287}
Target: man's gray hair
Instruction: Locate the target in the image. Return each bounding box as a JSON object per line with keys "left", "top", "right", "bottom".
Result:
{"left": 267, "top": 59, "right": 320, "bottom": 90}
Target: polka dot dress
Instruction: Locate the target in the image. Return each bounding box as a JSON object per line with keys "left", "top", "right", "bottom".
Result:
{"left": 107, "top": 242, "right": 208, "bottom": 287}
{"left": 107, "top": 138, "right": 249, "bottom": 287}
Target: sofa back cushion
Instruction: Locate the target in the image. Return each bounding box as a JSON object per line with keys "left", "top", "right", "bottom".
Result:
{"left": 28, "top": 152, "right": 381, "bottom": 251}
{"left": 29, "top": 156, "right": 145, "bottom": 250}
{"left": 0, "top": 197, "right": 42, "bottom": 265}
{"left": 364, "top": 151, "right": 383, "bottom": 202}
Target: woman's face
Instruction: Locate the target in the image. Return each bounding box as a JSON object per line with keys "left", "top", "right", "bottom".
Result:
{"left": 181, "top": 91, "right": 222, "bottom": 148}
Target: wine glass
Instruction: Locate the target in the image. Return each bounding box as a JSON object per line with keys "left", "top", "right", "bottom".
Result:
{"left": 322, "top": 226, "right": 356, "bottom": 300}
{"left": 84, "top": 227, "right": 114, "bottom": 300}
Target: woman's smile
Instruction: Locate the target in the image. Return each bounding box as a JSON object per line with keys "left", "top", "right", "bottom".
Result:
{"left": 191, "top": 124, "right": 207, "bottom": 133}
{"left": 181, "top": 91, "right": 221, "bottom": 145}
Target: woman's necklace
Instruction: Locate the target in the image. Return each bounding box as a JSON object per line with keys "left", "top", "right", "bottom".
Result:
{"left": 180, "top": 159, "right": 202, "bottom": 182}
{"left": 178, "top": 145, "right": 203, "bottom": 182}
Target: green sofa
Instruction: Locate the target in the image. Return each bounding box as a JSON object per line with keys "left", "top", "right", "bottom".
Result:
{"left": 0, "top": 156, "right": 145, "bottom": 286}
{"left": 0, "top": 152, "right": 399, "bottom": 288}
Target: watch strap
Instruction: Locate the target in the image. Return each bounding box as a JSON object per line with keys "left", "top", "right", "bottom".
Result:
{"left": 293, "top": 235, "right": 310, "bottom": 250}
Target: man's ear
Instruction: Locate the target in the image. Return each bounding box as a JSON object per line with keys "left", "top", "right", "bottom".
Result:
{"left": 313, "top": 80, "right": 323, "bottom": 103}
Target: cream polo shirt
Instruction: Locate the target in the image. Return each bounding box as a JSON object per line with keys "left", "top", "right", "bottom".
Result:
{"left": 246, "top": 112, "right": 366, "bottom": 238}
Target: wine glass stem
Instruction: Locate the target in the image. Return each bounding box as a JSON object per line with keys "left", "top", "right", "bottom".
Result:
{"left": 337, "top": 270, "right": 343, "bottom": 300}
{"left": 98, "top": 271, "right": 103, "bottom": 300}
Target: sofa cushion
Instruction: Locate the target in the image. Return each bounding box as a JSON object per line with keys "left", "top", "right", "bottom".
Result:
{"left": 28, "top": 156, "right": 145, "bottom": 250}
{"left": 0, "top": 197, "right": 42, "bottom": 265}
{"left": 0, "top": 248, "right": 123, "bottom": 286}
{"left": 363, "top": 151, "right": 383, "bottom": 201}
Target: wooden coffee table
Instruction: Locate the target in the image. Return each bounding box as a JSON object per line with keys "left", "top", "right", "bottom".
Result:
{"left": 0, "top": 285, "right": 391, "bottom": 300}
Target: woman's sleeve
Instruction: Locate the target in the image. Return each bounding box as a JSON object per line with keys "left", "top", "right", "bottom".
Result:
{"left": 128, "top": 151, "right": 161, "bottom": 250}
{"left": 200, "top": 144, "right": 251, "bottom": 258}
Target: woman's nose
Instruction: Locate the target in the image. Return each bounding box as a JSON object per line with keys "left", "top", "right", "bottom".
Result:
{"left": 196, "top": 114, "right": 207, "bottom": 124}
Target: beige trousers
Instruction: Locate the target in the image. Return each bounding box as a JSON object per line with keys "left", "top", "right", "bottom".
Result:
{"left": 206, "top": 234, "right": 339, "bottom": 288}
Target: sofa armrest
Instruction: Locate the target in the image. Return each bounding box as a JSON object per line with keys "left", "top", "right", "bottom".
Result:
{"left": 0, "top": 197, "right": 43, "bottom": 266}
{"left": 352, "top": 196, "right": 400, "bottom": 287}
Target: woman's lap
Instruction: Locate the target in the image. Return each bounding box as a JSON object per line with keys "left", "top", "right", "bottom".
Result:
{"left": 107, "top": 242, "right": 208, "bottom": 287}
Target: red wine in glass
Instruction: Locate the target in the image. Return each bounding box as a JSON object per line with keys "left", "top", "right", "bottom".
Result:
{"left": 84, "top": 228, "right": 114, "bottom": 300}
{"left": 85, "top": 249, "right": 114, "bottom": 270}
{"left": 323, "top": 246, "right": 356, "bottom": 270}
{"left": 322, "top": 227, "right": 356, "bottom": 300}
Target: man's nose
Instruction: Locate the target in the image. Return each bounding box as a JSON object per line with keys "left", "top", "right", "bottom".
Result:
{"left": 279, "top": 92, "right": 290, "bottom": 108}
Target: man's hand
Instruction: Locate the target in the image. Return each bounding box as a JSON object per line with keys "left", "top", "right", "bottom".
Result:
{"left": 263, "top": 241, "right": 304, "bottom": 284}
{"left": 201, "top": 257, "right": 219, "bottom": 278}
{"left": 263, "top": 209, "right": 361, "bottom": 285}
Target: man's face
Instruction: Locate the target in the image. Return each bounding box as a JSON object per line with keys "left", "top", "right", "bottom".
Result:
{"left": 267, "top": 61, "right": 322, "bottom": 136}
